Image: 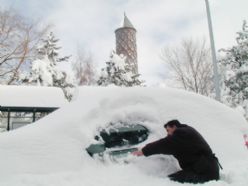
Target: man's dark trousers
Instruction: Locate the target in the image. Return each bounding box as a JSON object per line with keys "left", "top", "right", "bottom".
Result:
{"left": 168, "top": 155, "right": 220, "bottom": 183}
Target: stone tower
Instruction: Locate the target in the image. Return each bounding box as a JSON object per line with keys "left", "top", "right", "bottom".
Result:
{"left": 115, "top": 14, "right": 138, "bottom": 74}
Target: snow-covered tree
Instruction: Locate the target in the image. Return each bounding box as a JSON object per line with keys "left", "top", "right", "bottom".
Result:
{"left": 219, "top": 20, "right": 248, "bottom": 118}
{"left": 37, "top": 32, "right": 70, "bottom": 64}
{"left": 97, "top": 51, "right": 143, "bottom": 87}
{"left": 27, "top": 32, "right": 75, "bottom": 101}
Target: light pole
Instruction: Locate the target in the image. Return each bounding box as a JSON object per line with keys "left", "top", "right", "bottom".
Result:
{"left": 204, "top": 0, "right": 221, "bottom": 101}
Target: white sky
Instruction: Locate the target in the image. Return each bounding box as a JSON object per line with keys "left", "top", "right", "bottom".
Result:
{"left": 1, "top": 0, "right": 248, "bottom": 85}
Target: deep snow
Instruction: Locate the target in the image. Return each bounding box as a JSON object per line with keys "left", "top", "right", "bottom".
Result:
{"left": 0, "top": 87, "right": 248, "bottom": 186}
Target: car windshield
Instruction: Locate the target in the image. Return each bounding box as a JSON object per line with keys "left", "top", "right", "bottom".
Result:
{"left": 86, "top": 123, "right": 149, "bottom": 157}
{"left": 98, "top": 123, "right": 149, "bottom": 148}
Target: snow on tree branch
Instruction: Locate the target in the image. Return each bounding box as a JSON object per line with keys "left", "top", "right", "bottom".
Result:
{"left": 97, "top": 51, "right": 144, "bottom": 87}
{"left": 22, "top": 32, "right": 76, "bottom": 101}
{"left": 219, "top": 20, "right": 248, "bottom": 119}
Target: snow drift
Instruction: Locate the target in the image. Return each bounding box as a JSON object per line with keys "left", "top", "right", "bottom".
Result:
{"left": 0, "top": 87, "right": 247, "bottom": 186}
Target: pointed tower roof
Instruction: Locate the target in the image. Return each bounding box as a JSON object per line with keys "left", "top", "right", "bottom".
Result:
{"left": 122, "top": 13, "right": 135, "bottom": 29}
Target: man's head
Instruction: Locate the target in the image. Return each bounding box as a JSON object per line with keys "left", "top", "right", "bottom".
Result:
{"left": 164, "top": 120, "right": 181, "bottom": 136}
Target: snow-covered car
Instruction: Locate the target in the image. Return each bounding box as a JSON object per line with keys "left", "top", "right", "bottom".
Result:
{"left": 0, "top": 87, "right": 248, "bottom": 186}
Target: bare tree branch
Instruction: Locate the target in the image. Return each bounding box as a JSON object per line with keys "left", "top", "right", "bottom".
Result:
{"left": 0, "top": 8, "right": 50, "bottom": 84}
{"left": 72, "top": 48, "right": 96, "bottom": 86}
{"left": 161, "top": 38, "right": 214, "bottom": 96}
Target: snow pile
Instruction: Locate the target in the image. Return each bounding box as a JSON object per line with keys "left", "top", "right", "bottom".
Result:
{"left": 0, "top": 87, "right": 247, "bottom": 186}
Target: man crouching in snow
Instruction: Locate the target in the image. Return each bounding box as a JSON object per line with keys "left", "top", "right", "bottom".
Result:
{"left": 132, "top": 120, "right": 222, "bottom": 184}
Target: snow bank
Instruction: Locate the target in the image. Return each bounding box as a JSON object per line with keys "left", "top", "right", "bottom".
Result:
{"left": 0, "top": 87, "right": 247, "bottom": 186}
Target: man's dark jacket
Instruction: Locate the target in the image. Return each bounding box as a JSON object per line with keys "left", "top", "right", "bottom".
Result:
{"left": 142, "top": 124, "right": 219, "bottom": 178}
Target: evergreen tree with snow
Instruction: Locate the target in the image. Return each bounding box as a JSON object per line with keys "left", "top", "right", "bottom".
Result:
{"left": 37, "top": 32, "right": 70, "bottom": 64}
{"left": 28, "top": 32, "right": 75, "bottom": 101}
{"left": 97, "top": 51, "right": 144, "bottom": 87}
{"left": 219, "top": 20, "right": 248, "bottom": 118}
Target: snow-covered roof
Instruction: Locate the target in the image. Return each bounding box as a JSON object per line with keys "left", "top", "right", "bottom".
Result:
{"left": 0, "top": 85, "right": 68, "bottom": 108}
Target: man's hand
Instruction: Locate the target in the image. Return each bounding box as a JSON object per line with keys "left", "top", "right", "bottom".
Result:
{"left": 132, "top": 150, "right": 144, "bottom": 156}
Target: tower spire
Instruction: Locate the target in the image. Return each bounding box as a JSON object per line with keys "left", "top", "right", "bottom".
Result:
{"left": 122, "top": 13, "right": 135, "bottom": 29}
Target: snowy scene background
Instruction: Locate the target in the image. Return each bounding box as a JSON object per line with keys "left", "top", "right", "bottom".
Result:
{"left": 1, "top": 0, "right": 248, "bottom": 185}
{"left": 1, "top": 0, "right": 248, "bottom": 116}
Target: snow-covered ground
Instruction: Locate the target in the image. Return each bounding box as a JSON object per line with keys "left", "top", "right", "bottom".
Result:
{"left": 0, "top": 87, "right": 248, "bottom": 186}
